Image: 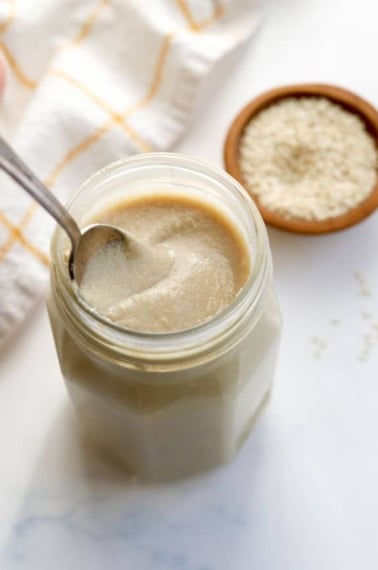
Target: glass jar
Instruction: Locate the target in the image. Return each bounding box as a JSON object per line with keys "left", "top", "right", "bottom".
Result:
{"left": 47, "top": 153, "right": 282, "bottom": 481}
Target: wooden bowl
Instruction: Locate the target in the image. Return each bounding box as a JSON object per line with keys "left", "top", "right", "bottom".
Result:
{"left": 224, "top": 84, "right": 378, "bottom": 234}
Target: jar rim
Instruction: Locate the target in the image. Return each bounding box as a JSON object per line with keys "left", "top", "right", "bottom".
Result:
{"left": 51, "top": 152, "right": 272, "bottom": 360}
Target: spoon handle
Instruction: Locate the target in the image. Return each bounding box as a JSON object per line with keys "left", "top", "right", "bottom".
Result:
{"left": 0, "top": 135, "right": 81, "bottom": 249}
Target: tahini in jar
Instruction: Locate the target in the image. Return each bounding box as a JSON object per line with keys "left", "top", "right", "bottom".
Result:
{"left": 47, "top": 153, "right": 282, "bottom": 481}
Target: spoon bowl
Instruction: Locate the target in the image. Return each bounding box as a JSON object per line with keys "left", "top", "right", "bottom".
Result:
{"left": 70, "top": 224, "right": 129, "bottom": 284}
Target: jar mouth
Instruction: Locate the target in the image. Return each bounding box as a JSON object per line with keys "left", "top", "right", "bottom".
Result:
{"left": 51, "top": 153, "right": 271, "bottom": 357}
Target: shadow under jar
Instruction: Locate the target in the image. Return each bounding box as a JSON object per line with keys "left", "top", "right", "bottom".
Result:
{"left": 47, "top": 153, "right": 282, "bottom": 481}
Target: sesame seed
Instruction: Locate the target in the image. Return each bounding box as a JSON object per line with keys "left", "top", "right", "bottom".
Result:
{"left": 239, "top": 97, "right": 377, "bottom": 221}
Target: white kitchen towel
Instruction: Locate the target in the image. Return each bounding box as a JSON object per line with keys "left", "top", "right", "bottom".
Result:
{"left": 0, "top": 0, "right": 260, "bottom": 344}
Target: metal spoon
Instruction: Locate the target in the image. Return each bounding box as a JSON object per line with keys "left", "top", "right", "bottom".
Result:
{"left": 0, "top": 135, "right": 140, "bottom": 284}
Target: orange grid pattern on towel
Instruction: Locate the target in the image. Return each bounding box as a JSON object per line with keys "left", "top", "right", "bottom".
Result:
{"left": 0, "top": 0, "right": 15, "bottom": 34}
{"left": 0, "top": 0, "right": 225, "bottom": 268}
{"left": 175, "top": 0, "right": 225, "bottom": 31}
{"left": 0, "top": 0, "right": 36, "bottom": 89}
{"left": 0, "top": 0, "right": 113, "bottom": 265}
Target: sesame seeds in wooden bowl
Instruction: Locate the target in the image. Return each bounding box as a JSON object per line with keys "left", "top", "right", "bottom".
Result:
{"left": 224, "top": 84, "right": 378, "bottom": 234}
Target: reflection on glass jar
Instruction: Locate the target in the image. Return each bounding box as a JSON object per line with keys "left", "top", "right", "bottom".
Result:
{"left": 47, "top": 153, "right": 282, "bottom": 481}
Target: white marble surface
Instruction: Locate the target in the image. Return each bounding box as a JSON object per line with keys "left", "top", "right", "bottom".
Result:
{"left": 1, "top": 0, "right": 378, "bottom": 568}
